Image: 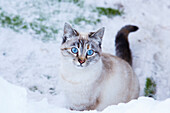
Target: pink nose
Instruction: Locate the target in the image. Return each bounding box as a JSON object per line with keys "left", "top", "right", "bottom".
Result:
{"left": 78, "top": 59, "right": 85, "bottom": 64}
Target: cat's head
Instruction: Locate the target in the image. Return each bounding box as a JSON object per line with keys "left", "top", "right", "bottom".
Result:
{"left": 60, "top": 23, "right": 105, "bottom": 68}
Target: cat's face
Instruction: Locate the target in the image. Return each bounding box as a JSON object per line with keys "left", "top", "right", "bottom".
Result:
{"left": 60, "top": 23, "right": 105, "bottom": 68}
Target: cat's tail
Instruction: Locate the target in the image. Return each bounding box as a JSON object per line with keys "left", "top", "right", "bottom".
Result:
{"left": 115, "top": 25, "right": 139, "bottom": 66}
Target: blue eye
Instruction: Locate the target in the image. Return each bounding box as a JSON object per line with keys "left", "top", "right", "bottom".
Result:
{"left": 71, "top": 47, "right": 78, "bottom": 54}
{"left": 87, "top": 50, "right": 94, "bottom": 56}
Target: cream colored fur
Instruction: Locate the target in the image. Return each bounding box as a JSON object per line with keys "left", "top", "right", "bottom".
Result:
{"left": 59, "top": 52, "right": 140, "bottom": 111}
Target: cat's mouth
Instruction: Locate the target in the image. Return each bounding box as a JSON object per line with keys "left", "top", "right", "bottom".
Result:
{"left": 77, "top": 64, "right": 83, "bottom": 67}
{"left": 76, "top": 64, "right": 86, "bottom": 68}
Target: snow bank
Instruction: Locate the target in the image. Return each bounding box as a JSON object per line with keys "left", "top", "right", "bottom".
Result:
{"left": 0, "top": 77, "right": 170, "bottom": 113}
{"left": 0, "top": 77, "right": 27, "bottom": 113}
{"left": 0, "top": 77, "right": 66, "bottom": 113}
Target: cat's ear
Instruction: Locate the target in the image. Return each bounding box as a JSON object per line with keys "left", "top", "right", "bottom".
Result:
{"left": 62, "top": 23, "right": 79, "bottom": 44}
{"left": 89, "top": 27, "right": 105, "bottom": 44}
{"left": 63, "top": 23, "right": 79, "bottom": 41}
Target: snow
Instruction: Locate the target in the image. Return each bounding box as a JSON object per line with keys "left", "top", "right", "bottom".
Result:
{"left": 0, "top": 0, "right": 170, "bottom": 112}
{"left": 0, "top": 28, "right": 60, "bottom": 100}
{"left": 1, "top": 76, "right": 170, "bottom": 113}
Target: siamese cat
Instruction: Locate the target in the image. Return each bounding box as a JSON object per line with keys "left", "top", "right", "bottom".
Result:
{"left": 59, "top": 23, "right": 140, "bottom": 111}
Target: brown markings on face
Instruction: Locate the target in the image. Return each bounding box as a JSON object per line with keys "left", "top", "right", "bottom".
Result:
{"left": 61, "top": 32, "right": 102, "bottom": 67}
{"left": 60, "top": 47, "right": 71, "bottom": 51}
{"left": 87, "top": 44, "right": 90, "bottom": 49}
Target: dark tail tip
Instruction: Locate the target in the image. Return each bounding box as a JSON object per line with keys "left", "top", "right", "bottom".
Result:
{"left": 132, "top": 25, "right": 139, "bottom": 31}
{"left": 115, "top": 25, "right": 139, "bottom": 66}
{"left": 122, "top": 25, "right": 139, "bottom": 33}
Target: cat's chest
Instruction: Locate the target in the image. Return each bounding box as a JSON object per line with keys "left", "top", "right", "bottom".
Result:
{"left": 61, "top": 77, "right": 101, "bottom": 107}
{"left": 60, "top": 72, "right": 101, "bottom": 95}
{"left": 63, "top": 80, "right": 97, "bottom": 96}
{"left": 60, "top": 69, "right": 102, "bottom": 106}
{"left": 60, "top": 61, "right": 102, "bottom": 83}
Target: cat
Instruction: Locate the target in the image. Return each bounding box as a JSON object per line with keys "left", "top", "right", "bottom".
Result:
{"left": 59, "top": 23, "right": 140, "bottom": 111}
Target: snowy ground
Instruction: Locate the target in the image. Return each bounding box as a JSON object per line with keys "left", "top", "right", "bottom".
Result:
{"left": 0, "top": 0, "right": 170, "bottom": 112}
{"left": 1, "top": 77, "right": 170, "bottom": 113}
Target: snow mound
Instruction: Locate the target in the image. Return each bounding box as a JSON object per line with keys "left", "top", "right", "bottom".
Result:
{"left": 1, "top": 77, "right": 170, "bottom": 113}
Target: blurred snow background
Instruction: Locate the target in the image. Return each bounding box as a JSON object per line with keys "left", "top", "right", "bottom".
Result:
{"left": 0, "top": 0, "right": 170, "bottom": 112}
